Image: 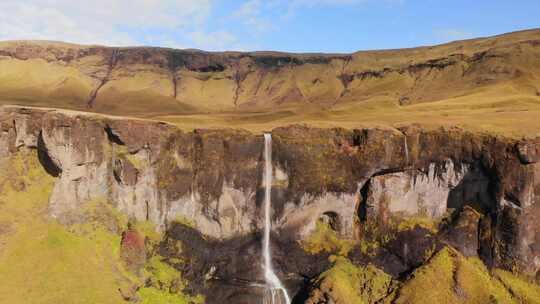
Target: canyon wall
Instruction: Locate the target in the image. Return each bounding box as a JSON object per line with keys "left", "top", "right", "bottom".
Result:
{"left": 1, "top": 105, "right": 539, "bottom": 302}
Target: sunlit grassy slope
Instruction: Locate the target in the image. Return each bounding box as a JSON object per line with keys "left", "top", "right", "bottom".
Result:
{"left": 1, "top": 29, "right": 539, "bottom": 137}
{"left": 0, "top": 152, "right": 127, "bottom": 304}
{"left": 154, "top": 85, "right": 540, "bottom": 138}
{"left": 4, "top": 82, "right": 537, "bottom": 138}
{"left": 0, "top": 151, "right": 202, "bottom": 304}
{"left": 393, "top": 247, "right": 535, "bottom": 304}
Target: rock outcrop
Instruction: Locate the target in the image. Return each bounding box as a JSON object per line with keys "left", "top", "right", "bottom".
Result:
{"left": 1, "top": 105, "right": 539, "bottom": 303}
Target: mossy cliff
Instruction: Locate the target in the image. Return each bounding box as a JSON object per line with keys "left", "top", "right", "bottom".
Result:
{"left": 0, "top": 150, "right": 204, "bottom": 303}
{"left": 0, "top": 105, "right": 539, "bottom": 303}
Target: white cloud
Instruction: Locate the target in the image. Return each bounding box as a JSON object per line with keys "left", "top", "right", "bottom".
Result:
{"left": 235, "top": 0, "right": 262, "bottom": 18}
{"left": 0, "top": 0, "right": 406, "bottom": 51}
{"left": 434, "top": 29, "right": 474, "bottom": 41}
{"left": 232, "top": 0, "right": 275, "bottom": 33}
{"left": 0, "top": 0, "right": 212, "bottom": 46}
{"left": 282, "top": 0, "right": 398, "bottom": 19}
{"left": 291, "top": 0, "right": 363, "bottom": 6}
{"left": 291, "top": 0, "right": 403, "bottom": 5}
{"left": 231, "top": 0, "right": 367, "bottom": 35}
{"left": 188, "top": 30, "right": 258, "bottom": 51}
{"left": 189, "top": 30, "right": 239, "bottom": 51}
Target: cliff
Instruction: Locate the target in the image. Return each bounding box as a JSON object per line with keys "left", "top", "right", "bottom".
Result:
{"left": 1, "top": 27, "right": 540, "bottom": 304}
{"left": 1, "top": 105, "right": 539, "bottom": 303}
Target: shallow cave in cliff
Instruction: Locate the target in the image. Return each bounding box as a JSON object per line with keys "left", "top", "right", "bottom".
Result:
{"left": 359, "top": 160, "right": 498, "bottom": 223}
{"left": 36, "top": 131, "right": 61, "bottom": 177}
{"left": 446, "top": 162, "right": 497, "bottom": 214}
{"left": 319, "top": 211, "right": 341, "bottom": 232}
{"left": 354, "top": 160, "right": 504, "bottom": 276}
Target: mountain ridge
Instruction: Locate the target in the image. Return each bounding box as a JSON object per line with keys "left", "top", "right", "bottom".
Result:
{"left": 0, "top": 28, "right": 539, "bottom": 136}
{"left": 3, "top": 27, "right": 540, "bottom": 54}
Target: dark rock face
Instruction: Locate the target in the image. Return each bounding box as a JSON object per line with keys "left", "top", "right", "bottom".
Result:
{"left": 518, "top": 140, "right": 540, "bottom": 164}
{"left": 159, "top": 223, "right": 332, "bottom": 304}
{"left": 442, "top": 206, "right": 482, "bottom": 257}
{"left": 1, "top": 105, "right": 539, "bottom": 302}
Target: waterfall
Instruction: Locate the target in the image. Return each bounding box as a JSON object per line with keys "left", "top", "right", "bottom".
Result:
{"left": 404, "top": 135, "right": 409, "bottom": 164}
{"left": 262, "top": 134, "right": 291, "bottom": 304}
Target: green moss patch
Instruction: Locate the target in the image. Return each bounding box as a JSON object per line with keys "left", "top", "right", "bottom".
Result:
{"left": 137, "top": 287, "right": 204, "bottom": 304}
{"left": 0, "top": 150, "right": 204, "bottom": 303}
{"left": 396, "top": 216, "right": 438, "bottom": 233}
{"left": 395, "top": 247, "right": 517, "bottom": 304}
{"left": 134, "top": 221, "right": 204, "bottom": 304}
{"left": 137, "top": 256, "right": 204, "bottom": 304}
{"left": 0, "top": 151, "right": 129, "bottom": 304}
{"left": 307, "top": 256, "right": 396, "bottom": 304}
{"left": 494, "top": 269, "right": 540, "bottom": 303}
{"left": 301, "top": 221, "right": 356, "bottom": 256}
{"left": 115, "top": 144, "right": 146, "bottom": 170}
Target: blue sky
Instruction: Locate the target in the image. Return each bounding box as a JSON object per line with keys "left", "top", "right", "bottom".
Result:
{"left": 0, "top": 1, "right": 539, "bottom": 53}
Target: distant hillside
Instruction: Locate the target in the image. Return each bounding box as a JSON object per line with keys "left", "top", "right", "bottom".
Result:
{"left": 0, "top": 29, "right": 540, "bottom": 136}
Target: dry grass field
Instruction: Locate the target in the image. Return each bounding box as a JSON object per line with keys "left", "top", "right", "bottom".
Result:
{"left": 155, "top": 85, "right": 540, "bottom": 137}
{"left": 1, "top": 29, "right": 539, "bottom": 137}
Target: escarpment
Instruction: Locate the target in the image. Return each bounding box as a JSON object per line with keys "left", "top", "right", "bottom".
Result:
{"left": 1, "top": 29, "right": 540, "bottom": 117}
{"left": 1, "top": 105, "right": 539, "bottom": 303}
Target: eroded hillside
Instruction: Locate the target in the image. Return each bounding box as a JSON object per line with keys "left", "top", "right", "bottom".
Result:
{"left": 1, "top": 29, "right": 540, "bottom": 136}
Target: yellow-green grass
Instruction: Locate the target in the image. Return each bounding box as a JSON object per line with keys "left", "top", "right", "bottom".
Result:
{"left": 0, "top": 60, "right": 538, "bottom": 139}
{"left": 394, "top": 247, "right": 530, "bottom": 304}
{"left": 310, "top": 256, "right": 395, "bottom": 304}
{"left": 0, "top": 150, "right": 201, "bottom": 304}
{"left": 2, "top": 78, "right": 539, "bottom": 138}
{"left": 139, "top": 256, "right": 204, "bottom": 304}
{"left": 0, "top": 151, "right": 128, "bottom": 303}
{"left": 301, "top": 218, "right": 437, "bottom": 258}
{"left": 301, "top": 221, "right": 356, "bottom": 256}
{"left": 1, "top": 30, "right": 540, "bottom": 139}
{"left": 154, "top": 85, "right": 540, "bottom": 138}
{"left": 494, "top": 269, "right": 540, "bottom": 303}
{"left": 396, "top": 216, "right": 439, "bottom": 233}
{"left": 115, "top": 144, "right": 147, "bottom": 170}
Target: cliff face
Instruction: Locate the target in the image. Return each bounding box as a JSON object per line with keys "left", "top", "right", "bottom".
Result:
{"left": 1, "top": 105, "right": 539, "bottom": 303}
{"left": 0, "top": 29, "right": 539, "bottom": 118}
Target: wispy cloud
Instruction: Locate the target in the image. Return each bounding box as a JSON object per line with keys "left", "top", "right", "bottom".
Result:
{"left": 282, "top": 0, "right": 401, "bottom": 19}
{"left": 290, "top": 0, "right": 365, "bottom": 7}
{"left": 288, "top": 0, "right": 403, "bottom": 8}
{"left": 0, "top": 0, "right": 213, "bottom": 46}
{"left": 232, "top": 0, "right": 276, "bottom": 33}
{"left": 231, "top": 0, "right": 381, "bottom": 33}
{"left": 433, "top": 29, "right": 475, "bottom": 41}
{"left": 0, "top": 0, "right": 407, "bottom": 51}
{"left": 188, "top": 30, "right": 249, "bottom": 51}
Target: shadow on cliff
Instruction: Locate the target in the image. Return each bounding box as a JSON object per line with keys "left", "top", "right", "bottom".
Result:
{"left": 446, "top": 162, "right": 496, "bottom": 214}
{"left": 445, "top": 162, "right": 499, "bottom": 267}
{"left": 159, "top": 223, "right": 331, "bottom": 304}
{"left": 37, "top": 131, "right": 61, "bottom": 177}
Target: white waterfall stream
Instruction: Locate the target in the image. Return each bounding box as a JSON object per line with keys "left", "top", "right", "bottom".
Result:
{"left": 404, "top": 135, "right": 409, "bottom": 164}
{"left": 262, "top": 134, "right": 291, "bottom": 304}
